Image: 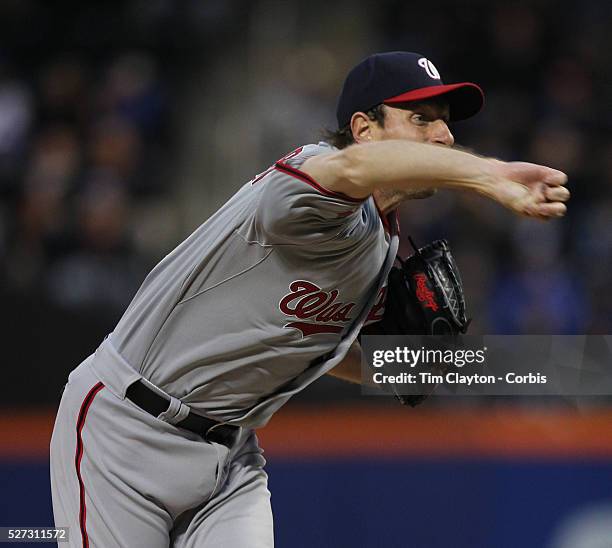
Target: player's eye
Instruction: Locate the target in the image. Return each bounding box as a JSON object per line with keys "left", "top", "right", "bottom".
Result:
{"left": 411, "top": 113, "right": 428, "bottom": 125}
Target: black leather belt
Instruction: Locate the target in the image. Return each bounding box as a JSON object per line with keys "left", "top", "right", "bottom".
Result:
{"left": 126, "top": 380, "right": 240, "bottom": 447}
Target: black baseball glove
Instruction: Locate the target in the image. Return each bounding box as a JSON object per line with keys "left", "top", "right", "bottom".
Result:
{"left": 360, "top": 238, "right": 470, "bottom": 406}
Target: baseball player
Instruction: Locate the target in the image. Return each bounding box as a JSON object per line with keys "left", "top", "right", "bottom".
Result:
{"left": 50, "top": 52, "right": 569, "bottom": 547}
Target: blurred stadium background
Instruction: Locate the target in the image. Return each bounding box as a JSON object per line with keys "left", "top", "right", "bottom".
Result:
{"left": 1, "top": 1, "right": 611, "bottom": 546}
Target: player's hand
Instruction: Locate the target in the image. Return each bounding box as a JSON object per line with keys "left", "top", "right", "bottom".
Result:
{"left": 487, "top": 160, "right": 570, "bottom": 220}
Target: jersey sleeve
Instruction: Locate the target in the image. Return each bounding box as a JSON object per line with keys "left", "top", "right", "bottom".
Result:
{"left": 251, "top": 143, "right": 367, "bottom": 246}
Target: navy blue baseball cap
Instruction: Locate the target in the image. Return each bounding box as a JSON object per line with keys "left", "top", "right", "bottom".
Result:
{"left": 336, "top": 51, "right": 484, "bottom": 129}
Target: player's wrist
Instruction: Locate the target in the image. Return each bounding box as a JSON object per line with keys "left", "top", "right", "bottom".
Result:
{"left": 452, "top": 157, "right": 503, "bottom": 200}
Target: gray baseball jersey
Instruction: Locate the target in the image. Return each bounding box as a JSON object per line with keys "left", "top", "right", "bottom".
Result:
{"left": 50, "top": 142, "right": 399, "bottom": 547}
{"left": 107, "top": 141, "right": 395, "bottom": 427}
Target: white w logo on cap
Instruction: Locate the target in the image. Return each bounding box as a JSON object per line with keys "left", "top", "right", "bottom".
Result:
{"left": 418, "top": 57, "right": 441, "bottom": 80}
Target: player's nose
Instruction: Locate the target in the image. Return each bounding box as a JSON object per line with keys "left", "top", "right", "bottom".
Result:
{"left": 430, "top": 120, "right": 454, "bottom": 147}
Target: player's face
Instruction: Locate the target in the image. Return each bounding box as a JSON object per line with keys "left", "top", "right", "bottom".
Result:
{"left": 370, "top": 99, "right": 454, "bottom": 200}
{"left": 372, "top": 100, "right": 454, "bottom": 147}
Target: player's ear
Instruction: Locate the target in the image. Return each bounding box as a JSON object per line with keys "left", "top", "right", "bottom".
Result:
{"left": 350, "top": 111, "right": 375, "bottom": 144}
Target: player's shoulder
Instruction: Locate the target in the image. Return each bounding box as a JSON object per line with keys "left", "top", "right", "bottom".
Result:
{"left": 279, "top": 141, "right": 337, "bottom": 170}
{"left": 272, "top": 141, "right": 364, "bottom": 206}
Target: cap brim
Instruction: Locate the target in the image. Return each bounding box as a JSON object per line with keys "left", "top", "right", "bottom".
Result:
{"left": 383, "top": 82, "right": 484, "bottom": 121}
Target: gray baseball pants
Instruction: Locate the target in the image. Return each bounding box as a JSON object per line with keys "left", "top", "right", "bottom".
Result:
{"left": 50, "top": 355, "right": 274, "bottom": 547}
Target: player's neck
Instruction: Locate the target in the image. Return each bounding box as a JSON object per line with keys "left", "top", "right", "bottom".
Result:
{"left": 374, "top": 187, "right": 437, "bottom": 214}
{"left": 373, "top": 189, "right": 404, "bottom": 215}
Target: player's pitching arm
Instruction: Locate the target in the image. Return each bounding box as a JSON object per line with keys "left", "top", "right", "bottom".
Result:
{"left": 301, "top": 140, "right": 570, "bottom": 219}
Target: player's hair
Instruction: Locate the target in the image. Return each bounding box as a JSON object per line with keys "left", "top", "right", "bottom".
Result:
{"left": 323, "top": 104, "right": 386, "bottom": 149}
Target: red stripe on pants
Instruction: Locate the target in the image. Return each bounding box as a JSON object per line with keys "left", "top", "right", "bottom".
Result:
{"left": 74, "top": 382, "right": 104, "bottom": 548}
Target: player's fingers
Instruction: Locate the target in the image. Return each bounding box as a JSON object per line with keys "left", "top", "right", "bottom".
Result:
{"left": 534, "top": 201, "right": 567, "bottom": 218}
{"left": 545, "top": 185, "right": 570, "bottom": 202}
{"left": 498, "top": 162, "right": 567, "bottom": 188}
{"left": 525, "top": 164, "right": 567, "bottom": 186}
{"left": 542, "top": 167, "right": 568, "bottom": 186}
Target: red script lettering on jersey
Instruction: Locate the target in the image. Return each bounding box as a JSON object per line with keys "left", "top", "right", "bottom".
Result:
{"left": 280, "top": 280, "right": 355, "bottom": 336}
{"left": 365, "top": 286, "right": 387, "bottom": 323}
